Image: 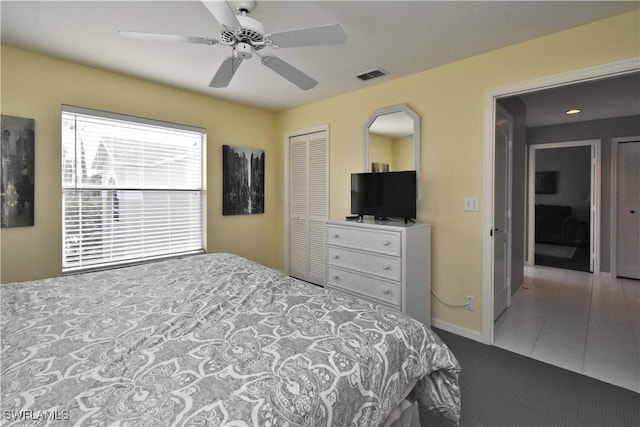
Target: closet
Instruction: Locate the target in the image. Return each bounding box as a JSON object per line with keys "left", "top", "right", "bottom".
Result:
{"left": 287, "top": 128, "right": 328, "bottom": 286}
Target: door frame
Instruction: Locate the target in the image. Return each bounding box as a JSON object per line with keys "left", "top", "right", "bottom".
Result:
{"left": 283, "top": 124, "right": 329, "bottom": 276}
{"left": 611, "top": 136, "right": 640, "bottom": 278}
{"left": 526, "top": 140, "right": 602, "bottom": 273}
{"left": 482, "top": 57, "right": 639, "bottom": 344}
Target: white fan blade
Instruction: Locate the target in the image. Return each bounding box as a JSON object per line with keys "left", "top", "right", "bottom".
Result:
{"left": 210, "top": 56, "right": 243, "bottom": 88}
{"left": 269, "top": 23, "right": 347, "bottom": 48}
{"left": 119, "top": 31, "right": 218, "bottom": 46}
{"left": 261, "top": 56, "right": 317, "bottom": 90}
{"left": 201, "top": 0, "right": 241, "bottom": 29}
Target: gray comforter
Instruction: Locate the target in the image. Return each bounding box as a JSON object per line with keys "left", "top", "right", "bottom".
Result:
{"left": 1, "top": 253, "right": 460, "bottom": 426}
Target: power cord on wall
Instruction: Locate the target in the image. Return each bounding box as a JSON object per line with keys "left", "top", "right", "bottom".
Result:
{"left": 431, "top": 289, "right": 469, "bottom": 308}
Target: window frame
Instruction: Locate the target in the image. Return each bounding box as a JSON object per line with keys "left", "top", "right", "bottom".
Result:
{"left": 61, "top": 105, "right": 206, "bottom": 273}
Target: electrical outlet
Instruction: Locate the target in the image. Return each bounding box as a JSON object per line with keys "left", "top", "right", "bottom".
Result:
{"left": 465, "top": 295, "right": 475, "bottom": 311}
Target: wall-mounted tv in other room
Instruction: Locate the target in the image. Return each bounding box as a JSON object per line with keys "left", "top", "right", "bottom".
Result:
{"left": 351, "top": 170, "right": 417, "bottom": 223}
{"left": 535, "top": 171, "right": 557, "bottom": 194}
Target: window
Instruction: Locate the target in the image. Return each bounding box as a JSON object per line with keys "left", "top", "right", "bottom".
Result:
{"left": 62, "top": 105, "right": 205, "bottom": 272}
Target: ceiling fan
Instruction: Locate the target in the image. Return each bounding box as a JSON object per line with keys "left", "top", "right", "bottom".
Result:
{"left": 119, "top": 0, "right": 348, "bottom": 90}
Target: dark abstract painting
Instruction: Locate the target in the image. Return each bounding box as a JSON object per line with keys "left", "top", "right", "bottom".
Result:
{"left": 1, "top": 115, "right": 35, "bottom": 227}
{"left": 222, "top": 145, "right": 265, "bottom": 215}
{"left": 535, "top": 171, "right": 557, "bottom": 195}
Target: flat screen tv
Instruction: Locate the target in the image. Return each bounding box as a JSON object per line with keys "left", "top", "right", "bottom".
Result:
{"left": 351, "top": 171, "right": 417, "bottom": 222}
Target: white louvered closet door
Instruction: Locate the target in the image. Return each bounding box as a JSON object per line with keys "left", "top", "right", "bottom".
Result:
{"left": 288, "top": 130, "right": 328, "bottom": 285}
{"left": 289, "top": 135, "right": 309, "bottom": 280}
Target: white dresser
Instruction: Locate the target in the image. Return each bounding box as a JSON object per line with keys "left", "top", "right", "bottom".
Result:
{"left": 325, "top": 219, "right": 431, "bottom": 326}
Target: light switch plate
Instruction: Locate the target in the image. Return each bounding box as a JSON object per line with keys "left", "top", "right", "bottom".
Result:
{"left": 464, "top": 197, "right": 480, "bottom": 212}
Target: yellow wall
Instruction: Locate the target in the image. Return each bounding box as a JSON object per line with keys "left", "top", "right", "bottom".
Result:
{"left": 276, "top": 10, "right": 640, "bottom": 333}
{"left": 0, "top": 46, "right": 282, "bottom": 283}
{"left": 2, "top": 9, "right": 638, "bottom": 333}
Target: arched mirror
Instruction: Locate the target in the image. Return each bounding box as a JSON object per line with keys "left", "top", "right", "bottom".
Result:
{"left": 364, "top": 104, "right": 421, "bottom": 198}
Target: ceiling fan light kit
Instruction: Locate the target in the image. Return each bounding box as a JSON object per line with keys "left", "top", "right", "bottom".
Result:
{"left": 220, "top": 15, "right": 266, "bottom": 48}
{"left": 235, "top": 43, "right": 253, "bottom": 59}
{"left": 120, "top": 0, "right": 348, "bottom": 90}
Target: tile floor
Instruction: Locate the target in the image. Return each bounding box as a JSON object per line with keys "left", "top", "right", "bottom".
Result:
{"left": 494, "top": 265, "right": 640, "bottom": 393}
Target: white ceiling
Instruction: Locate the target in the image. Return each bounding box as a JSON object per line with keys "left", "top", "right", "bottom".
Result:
{"left": 1, "top": 0, "right": 639, "bottom": 122}
{"left": 517, "top": 73, "right": 640, "bottom": 127}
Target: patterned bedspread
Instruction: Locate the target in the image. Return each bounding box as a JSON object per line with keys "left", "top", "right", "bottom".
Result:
{"left": 1, "top": 253, "right": 460, "bottom": 426}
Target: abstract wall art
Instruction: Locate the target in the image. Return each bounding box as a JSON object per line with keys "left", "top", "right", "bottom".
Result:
{"left": 222, "top": 145, "right": 265, "bottom": 215}
{"left": 1, "top": 115, "right": 35, "bottom": 227}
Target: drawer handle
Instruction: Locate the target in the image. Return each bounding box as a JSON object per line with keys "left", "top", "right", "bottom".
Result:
{"left": 383, "top": 264, "right": 390, "bottom": 270}
{"left": 333, "top": 233, "right": 339, "bottom": 239}
{"left": 333, "top": 275, "right": 340, "bottom": 280}
{"left": 383, "top": 240, "right": 391, "bottom": 246}
{"left": 383, "top": 289, "right": 391, "bottom": 295}
{"left": 333, "top": 255, "right": 340, "bottom": 260}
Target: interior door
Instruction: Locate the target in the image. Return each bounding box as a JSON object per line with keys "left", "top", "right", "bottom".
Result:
{"left": 493, "top": 105, "right": 513, "bottom": 320}
{"left": 289, "top": 135, "right": 310, "bottom": 280}
{"left": 307, "top": 133, "right": 329, "bottom": 284}
{"left": 616, "top": 140, "right": 640, "bottom": 279}
{"left": 287, "top": 130, "right": 328, "bottom": 285}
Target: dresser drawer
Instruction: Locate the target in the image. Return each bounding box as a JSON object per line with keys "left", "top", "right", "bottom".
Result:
{"left": 327, "top": 246, "right": 401, "bottom": 281}
{"left": 326, "top": 225, "right": 401, "bottom": 256}
{"left": 327, "top": 267, "right": 401, "bottom": 306}
{"left": 326, "top": 284, "right": 400, "bottom": 312}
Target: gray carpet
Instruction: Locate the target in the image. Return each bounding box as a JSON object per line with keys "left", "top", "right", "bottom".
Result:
{"left": 421, "top": 328, "right": 640, "bottom": 427}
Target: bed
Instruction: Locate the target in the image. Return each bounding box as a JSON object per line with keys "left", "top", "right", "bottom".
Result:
{"left": 1, "top": 253, "right": 460, "bottom": 426}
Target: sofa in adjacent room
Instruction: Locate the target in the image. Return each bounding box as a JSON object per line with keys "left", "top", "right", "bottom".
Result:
{"left": 535, "top": 204, "right": 579, "bottom": 246}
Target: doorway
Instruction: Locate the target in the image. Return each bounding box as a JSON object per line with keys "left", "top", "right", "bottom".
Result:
{"left": 527, "top": 141, "right": 601, "bottom": 274}
{"left": 482, "top": 58, "right": 640, "bottom": 344}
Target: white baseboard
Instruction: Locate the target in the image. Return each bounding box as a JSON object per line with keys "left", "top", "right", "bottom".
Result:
{"left": 431, "top": 318, "right": 483, "bottom": 343}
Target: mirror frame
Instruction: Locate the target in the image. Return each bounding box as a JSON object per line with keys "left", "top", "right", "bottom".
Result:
{"left": 363, "top": 104, "right": 421, "bottom": 199}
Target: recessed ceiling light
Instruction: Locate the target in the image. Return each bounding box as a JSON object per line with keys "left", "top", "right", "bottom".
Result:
{"left": 565, "top": 108, "right": 582, "bottom": 115}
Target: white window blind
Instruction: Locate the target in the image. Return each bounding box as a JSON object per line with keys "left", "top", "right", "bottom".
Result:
{"left": 61, "top": 106, "right": 205, "bottom": 272}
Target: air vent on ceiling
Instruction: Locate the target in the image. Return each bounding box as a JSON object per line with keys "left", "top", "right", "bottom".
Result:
{"left": 356, "top": 68, "right": 388, "bottom": 81}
